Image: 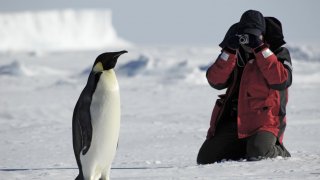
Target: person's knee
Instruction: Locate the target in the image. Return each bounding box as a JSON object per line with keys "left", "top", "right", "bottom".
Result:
{"left": 197, "top": 153, "right": 209, "bottom": 165}
{"left": 197, "top": 141, "right": 211, "bottom": 165}
{"left": 197, "top": 145, "right": 219, "bottom": 164}
{"left": 197, "top": 148, "right": 216, "bottom": 165}
{"left": 246, "top": 132, "right": 276, "bottom": 159}
{"left": 247, "top": 139, "right": 269, "bottom": 158}
{"left": 197, "top": 139, "right": 225, "bottom": 164}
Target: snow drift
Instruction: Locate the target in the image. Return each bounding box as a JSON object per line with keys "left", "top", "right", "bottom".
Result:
{"left": 0, "top": 61, "right": 32, "bottom": 76}
{"left": 0, "top": 9, "right": 131, "bottom": 52}
{"left": 286, "top": 45, "right": 320, "bottom": 62}
{"left": 117, "top": 54, "right": 153, "bottom": 77}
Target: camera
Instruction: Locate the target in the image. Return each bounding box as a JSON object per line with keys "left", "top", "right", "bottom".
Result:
{"left": 237, "top": 34, "right": 249, "bottom": 45}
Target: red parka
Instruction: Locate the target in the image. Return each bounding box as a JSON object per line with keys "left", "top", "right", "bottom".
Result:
{"left": 206, "top": 44, "right": 292, "bottom": 144}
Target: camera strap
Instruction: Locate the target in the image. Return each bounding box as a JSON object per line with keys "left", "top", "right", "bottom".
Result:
{"left": 236, "top": 50, "right": 246, "bottom": 67}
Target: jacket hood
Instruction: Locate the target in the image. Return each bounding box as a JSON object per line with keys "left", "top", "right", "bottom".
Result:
{"left": 264, "top": 17, "right": 286, "bottom": 51}
{"left": 238, "top": 10, "right": 266, "bottom": 36}
{"left": 219, "top": 16, "right": 286, "bottom": 51}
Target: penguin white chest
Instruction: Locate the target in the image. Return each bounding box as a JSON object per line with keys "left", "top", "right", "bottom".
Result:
{"left": 81, "top": 70, "right": 120, "bottom": 179}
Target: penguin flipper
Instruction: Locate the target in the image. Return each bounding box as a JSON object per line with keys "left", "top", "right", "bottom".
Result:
{"left": 73, "top": 86, "right": 94, "bottom": 156}
{"left": 72, "top": 101, "right": 85, "bottom": 178}
{"left": 73, "top": 74, "right": 101, "bottom": 156}
{"left": 72, "top": 95, "right": 93, "bottom": 180}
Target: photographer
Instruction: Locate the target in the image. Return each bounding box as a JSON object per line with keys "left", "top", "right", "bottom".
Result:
{"left": 197, "top": 10, "right": 292, "bottom": 164}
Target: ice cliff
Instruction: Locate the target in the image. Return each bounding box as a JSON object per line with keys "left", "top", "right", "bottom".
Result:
{"left": 0, "top": 9, "right": 130, "bottom": 52}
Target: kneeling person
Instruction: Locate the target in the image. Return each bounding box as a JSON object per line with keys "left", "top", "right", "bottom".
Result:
{"left": 197, "top": 10, "right": 292, "bottom": 164}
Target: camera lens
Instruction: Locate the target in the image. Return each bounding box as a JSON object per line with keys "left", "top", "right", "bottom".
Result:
{"left": 238, "top": 34, "right": 249, "bottom": 45}
{"left": 239, "top": 37, "right": 246, "bottom": 44}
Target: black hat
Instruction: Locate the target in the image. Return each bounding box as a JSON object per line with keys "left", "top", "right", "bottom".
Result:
{"left": 238, "top": 10, "right": 266, "bottom": 36}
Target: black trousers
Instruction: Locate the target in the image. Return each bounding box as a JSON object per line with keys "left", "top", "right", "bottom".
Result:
{"left": 197, "top": 121, "right": 291, "bottom": 164}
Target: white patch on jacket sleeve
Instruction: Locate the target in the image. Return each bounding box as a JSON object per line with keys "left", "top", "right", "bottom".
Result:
{"left": 262, "top": 49, "right": 273, "bottom": 58}
{"left": 220, "top": 52, "right": 229, "bottom": 61}
{"left": 284, "top": 60, "right": 293, "bottom": 71}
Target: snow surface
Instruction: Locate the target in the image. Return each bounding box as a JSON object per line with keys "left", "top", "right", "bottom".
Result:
{"left": 0, "top": 9, "right": 131, "bottom": 52}
{"left": 0, "top": 45, "right": 320, "bottom": 180}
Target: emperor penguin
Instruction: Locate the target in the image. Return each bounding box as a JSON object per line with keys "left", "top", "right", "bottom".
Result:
{"left": 72, "top": 50, "right": 127, "bottom": 180}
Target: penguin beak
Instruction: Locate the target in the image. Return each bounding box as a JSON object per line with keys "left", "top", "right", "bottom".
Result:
{"left": 113, "top": 50, "right": 128, "bottom": 59}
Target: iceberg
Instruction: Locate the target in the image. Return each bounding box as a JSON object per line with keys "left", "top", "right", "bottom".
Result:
{"left": 0, "top": 9, "right": 131, "bottom": 52}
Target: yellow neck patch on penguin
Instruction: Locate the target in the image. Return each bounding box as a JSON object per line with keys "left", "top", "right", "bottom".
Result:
{"left": 93, "top": 62, "right": 104, "bottom": 73}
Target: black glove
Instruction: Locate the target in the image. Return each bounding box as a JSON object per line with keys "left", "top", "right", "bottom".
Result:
{"left": 247, "top": 34, "right": 263, "bottom": 49}
{"left": 227, "top": 35, "right": 240, "bottom": 50}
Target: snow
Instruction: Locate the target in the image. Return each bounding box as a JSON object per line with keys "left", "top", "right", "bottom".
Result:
{"left": 0, "top": 9, "right": 131, "bottom": 52}
{"left": 1, "top": 8, "right": 320, "bottom": 180}
{"left": 0, "top": 44, "right": 320, "bottom": 179}
{"left": 287, "top": 45, "right": 320, "bottom": 62}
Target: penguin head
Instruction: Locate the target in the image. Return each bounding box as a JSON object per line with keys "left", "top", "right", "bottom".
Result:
{"left": 92, "top": 50, "right": 127, "bottom": 72}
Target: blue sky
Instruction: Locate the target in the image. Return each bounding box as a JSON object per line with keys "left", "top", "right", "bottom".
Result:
{"left": 1, "top": 0, "right": 319, "bottom": 46}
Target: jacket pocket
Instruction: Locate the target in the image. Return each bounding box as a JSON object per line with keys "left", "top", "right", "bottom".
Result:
{"left": 207, "top": 94, "right": 226, "bottom": 139}
{"left": 248, "top": 98, "right": 268, "bottom": 110}
{"left": 247, "top": 96, "right": 277, "bottom": 115}
{"left": 210, "top": 95, "right": 225, "bottom": 125}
